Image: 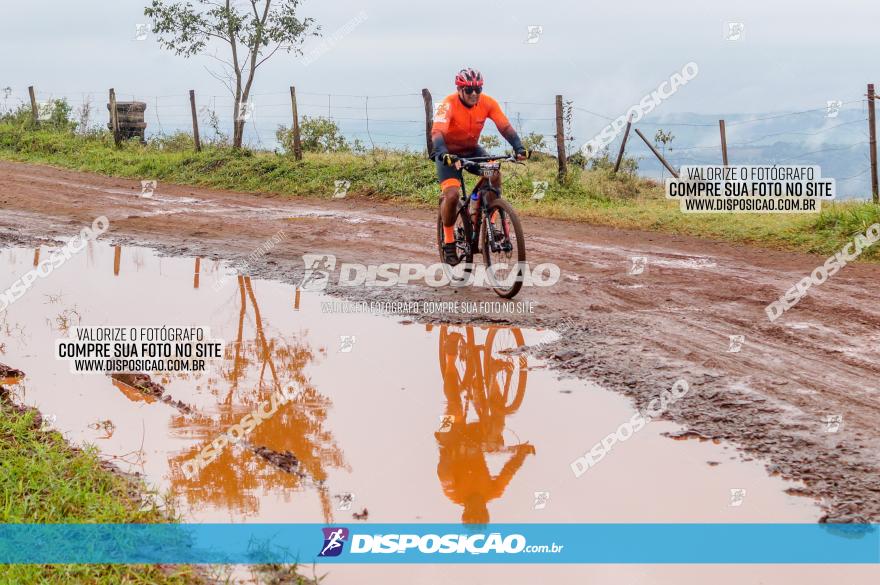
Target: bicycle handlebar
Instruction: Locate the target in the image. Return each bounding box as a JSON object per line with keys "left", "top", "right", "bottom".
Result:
{"left": 439, "top": 153, "right": 524, "bottom": 166}
{"left": 459, "top": 154, "right": 517, "bottom": 162}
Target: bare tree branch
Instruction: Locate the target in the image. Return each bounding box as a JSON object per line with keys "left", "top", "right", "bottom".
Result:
{"left": 254, "top": 42, "right": 283, "bottom": 70}
{"left": 202, "top": 64, "right": 235, "bottom": 96}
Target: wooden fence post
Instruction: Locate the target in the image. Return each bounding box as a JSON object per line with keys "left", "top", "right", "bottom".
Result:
{"left": 555, "top": 94, "right": 567, "bottom": 179}
{"left": 421, "top": 88, "right": 433, "bottom": 159}
{"left": 28, "top": 86, "right": 39, "bottom": 126}
{"left": 108, "top": 89, "right": 121, "bottom": 147}
{"left": 113, "top": 246, "right": 121, "bottom": 276}
{"left": 289, "top": 86, "right": 303, "bottom": 160}
{"left": 719, "top": 119, "right": 729, "bottom": 166}
{"left": 868, "top": 84, "right": 878, "bottom": 203}
{"left": 613, "top": 116, "right": 633, "bottom": 173}
{"left": 634, "top": 128, "right": 678, "bottom": 178}
{"left": 189, "top": 90, "right": 201, "bottom": 152}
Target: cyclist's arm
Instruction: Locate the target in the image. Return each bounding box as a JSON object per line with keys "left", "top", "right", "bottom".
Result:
{"left": 486, "top": 443, "right": 533, "bottom": 499}
{"left": 431, "top": 134, "right": 450, "bottom": 159}
{"left": 430, "top": 97, "right": 453, "bottom": 158}
{"left": 487, "top": 97, "right": 525, "bottom": 152}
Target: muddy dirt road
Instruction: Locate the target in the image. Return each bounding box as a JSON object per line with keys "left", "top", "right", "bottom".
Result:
{"left": 1, "top": 159, "right": 879, "bottom": 528}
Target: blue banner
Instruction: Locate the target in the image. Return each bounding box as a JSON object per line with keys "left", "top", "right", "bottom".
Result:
{"left": 0, "top": 524, "right": 876, "bottom": 564}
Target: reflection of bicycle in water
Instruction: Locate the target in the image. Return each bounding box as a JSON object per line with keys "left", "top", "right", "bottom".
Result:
{"left": 438, "top": 325, "right": 527, "bottom": 424}
{"left": 435, "top": 324, "right": 533, "bottom": 524}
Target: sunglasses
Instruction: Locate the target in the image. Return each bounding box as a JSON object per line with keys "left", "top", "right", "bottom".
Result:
{"left": 462, "top": 87, "right": 482, "bottom": 95}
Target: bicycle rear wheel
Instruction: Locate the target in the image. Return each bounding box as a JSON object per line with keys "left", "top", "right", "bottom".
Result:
{"left": 481, "top": 199, "right": 526, "bottom": 298}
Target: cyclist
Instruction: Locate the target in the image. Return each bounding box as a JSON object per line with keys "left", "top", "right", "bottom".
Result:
{"left": 435, "top": 325, "right": 535, "bottom": 524}
{"left": 433, "top": 68, "right": 529, "bottom": 265}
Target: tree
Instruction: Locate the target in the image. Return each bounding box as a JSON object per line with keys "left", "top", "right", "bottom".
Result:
{"left": 654, "top": 129, "right": 674, "bottom": 179}
{"left": 145, "top": 0, "right": 320, "bottom": 148}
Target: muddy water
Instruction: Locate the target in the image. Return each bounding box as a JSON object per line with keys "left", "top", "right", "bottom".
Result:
{"left": 2, "top": 241, "right": 871, "bottom": 584}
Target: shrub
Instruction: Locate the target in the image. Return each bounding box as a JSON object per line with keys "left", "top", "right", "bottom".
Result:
{"left": 147, "top": 131, "right": 198, "bottom": 152}
{"left": 585, "top": 147, "right": 639, "bottom": 175}
{"left": 479, "top": 135, "right": 501, "bottom": 150}
{"left": 0, "top": 99, "right": 76, "bottom": 132}
{"left": 277, "top": 116, "right": 349, "bottom": 154}
{"left": 522, "top": 132, "right": 547, "bottom": 153}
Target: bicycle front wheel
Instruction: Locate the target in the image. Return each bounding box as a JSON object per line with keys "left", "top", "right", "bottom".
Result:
{"left": 484, "top": 327, "right": 528, "bottom": 414}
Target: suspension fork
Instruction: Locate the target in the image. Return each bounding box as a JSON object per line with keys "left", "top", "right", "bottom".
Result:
{"left": 480, "top": 186, "right": 509, "bottom": 251}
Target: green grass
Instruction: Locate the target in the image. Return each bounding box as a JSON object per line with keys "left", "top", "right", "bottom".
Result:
{"left": 0, "top": 388, "right": 204, "bottom": 584}
{"left": 2, "top": 123, "right": 880, "bottom": 261}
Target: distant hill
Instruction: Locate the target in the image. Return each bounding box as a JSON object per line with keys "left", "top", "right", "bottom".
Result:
{"left": 622, "top": 106, "right": 872, "bottom": 199}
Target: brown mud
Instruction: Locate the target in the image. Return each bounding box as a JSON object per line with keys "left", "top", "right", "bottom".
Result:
{"left": 111, "top": 372, "right": 195, "bottom": 414}
{"left": 0, "top": 362, "right": 24, "bottom": 380}
{"left": 0, "top": 159, "right": 878, "bottom": 531}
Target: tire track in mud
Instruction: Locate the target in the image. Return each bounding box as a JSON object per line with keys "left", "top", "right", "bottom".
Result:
{"left": 0, "top": 160, "right": 878, "bottom": 522}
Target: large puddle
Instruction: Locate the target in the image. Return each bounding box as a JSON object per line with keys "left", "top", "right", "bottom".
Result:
{"left": 2, "top": 240, "right": 865, "bottom": 584}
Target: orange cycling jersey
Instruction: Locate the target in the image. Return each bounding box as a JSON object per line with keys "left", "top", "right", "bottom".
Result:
{"left": 431, "top": 93, "right": 522, "bottom": 156}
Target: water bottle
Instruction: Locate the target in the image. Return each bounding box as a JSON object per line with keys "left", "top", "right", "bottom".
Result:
{"left": 468, "top": 191, "right": 480, "bottom": 215}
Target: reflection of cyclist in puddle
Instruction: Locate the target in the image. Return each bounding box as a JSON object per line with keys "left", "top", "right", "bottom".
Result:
{"left": 435, "top": 325, "right": 534, "bottom": 524}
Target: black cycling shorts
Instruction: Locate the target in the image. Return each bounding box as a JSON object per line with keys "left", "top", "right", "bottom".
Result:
{"left": 436, "top": 146, "right": 490, "bottom": 190}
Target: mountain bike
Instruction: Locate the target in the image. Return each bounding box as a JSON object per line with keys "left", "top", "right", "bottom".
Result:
{"left": 436, "top": 154, "right": 527, "bottom": 299}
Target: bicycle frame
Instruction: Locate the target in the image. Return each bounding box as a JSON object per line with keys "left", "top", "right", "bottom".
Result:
{"left": 456, "top": 154, "right": 520, "bottom": 253}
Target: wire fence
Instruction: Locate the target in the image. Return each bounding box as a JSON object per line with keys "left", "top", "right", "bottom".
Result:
{"left": 0, "top": 88, "right": 594, "bottom": 153}
{"left": 2, "top": 86, "right": 876, "bottom": 197}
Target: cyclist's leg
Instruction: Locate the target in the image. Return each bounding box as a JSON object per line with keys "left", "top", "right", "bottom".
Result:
{"left": 437, "top": 157, "right": 463, "bottom": 244}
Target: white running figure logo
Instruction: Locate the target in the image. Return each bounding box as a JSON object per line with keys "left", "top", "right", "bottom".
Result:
{"left": 321, "top": 528, "right": 346, "bottom": 556}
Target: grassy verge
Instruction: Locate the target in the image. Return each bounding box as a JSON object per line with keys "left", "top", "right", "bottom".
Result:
{"left": 0, "top": 384, "right": 204, "bottom": 584}
{"left": 2, "top": 123, "right": 880, "bottom": 260}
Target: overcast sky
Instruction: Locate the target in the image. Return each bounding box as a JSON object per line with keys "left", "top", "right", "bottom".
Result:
{"left": 2, "top": 0, "right": 878, "bottom": 150}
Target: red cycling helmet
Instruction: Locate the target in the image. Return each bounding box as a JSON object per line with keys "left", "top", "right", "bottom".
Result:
{"left": 455, "top": 68, "right": 484, "bottom": 88}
